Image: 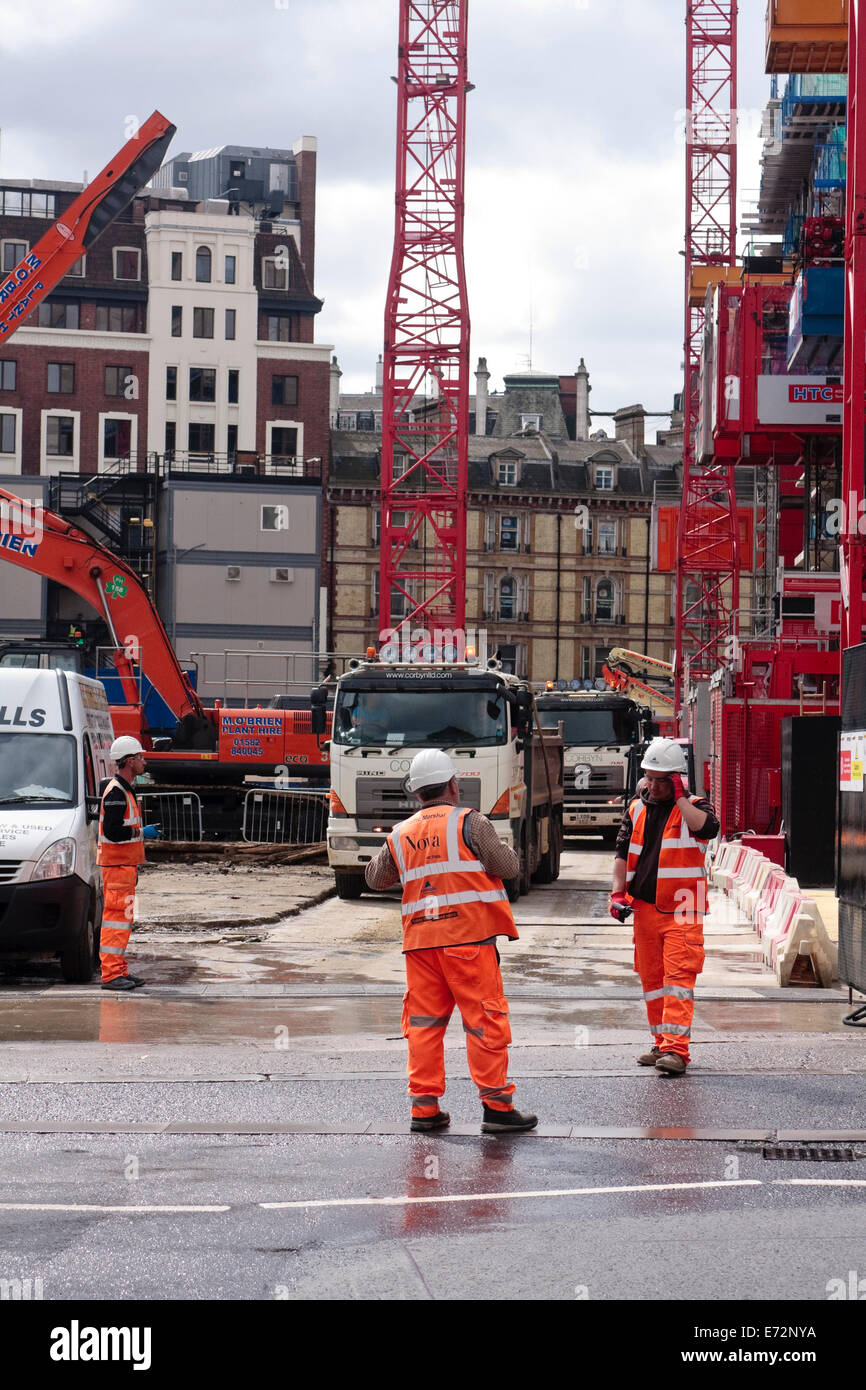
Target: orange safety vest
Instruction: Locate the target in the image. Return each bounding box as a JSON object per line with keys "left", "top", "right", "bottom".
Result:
{"left": 625, "top": 794, "right": 708, "bottom": 915}
{"left": 388, "top": 804, "right": 519, "bottom": 953}
{"left": 96, "top": 777, "right": 145, "bottom": 867}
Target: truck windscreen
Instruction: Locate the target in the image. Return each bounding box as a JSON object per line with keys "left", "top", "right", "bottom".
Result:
{"left": 0, "top": 733, "right": 77, "bottom": 805}
{"left": 538, "top": 708, "right": 637, "bottom": 746}
{"left": 334, "top": 690, "right": 509, "bottom": 747}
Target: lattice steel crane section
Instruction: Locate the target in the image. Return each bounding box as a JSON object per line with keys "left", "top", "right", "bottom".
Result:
{"left": 380, "top": 0, "right": 470, "bottom": 639}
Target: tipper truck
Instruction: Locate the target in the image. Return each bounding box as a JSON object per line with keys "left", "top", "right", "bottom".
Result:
{"left": 313, "top": 656, "right": 563, "bottom": 901}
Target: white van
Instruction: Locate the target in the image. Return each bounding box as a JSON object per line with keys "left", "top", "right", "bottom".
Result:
{"left": 0, "top": 668, "right": 114, "bottom": 982}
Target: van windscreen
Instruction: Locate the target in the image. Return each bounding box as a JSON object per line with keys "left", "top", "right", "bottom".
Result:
{"left": 0, "top": 734, "right": 77, "bottom": 805}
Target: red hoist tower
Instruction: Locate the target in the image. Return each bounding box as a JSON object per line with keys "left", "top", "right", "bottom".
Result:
{"left": 842, "top": 0, "right": 866, "bottom": 655}
{"left": 379, "top": 1, "right": 471, "bottom": 649}
{"left": 675, "top": 1, "right": 740, "bottom": 709}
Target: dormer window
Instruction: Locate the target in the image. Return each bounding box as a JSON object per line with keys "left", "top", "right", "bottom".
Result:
{"left": 595, "top": 465, "right": 614, "bottom": 490}
{"left": 497, "top": 459, "right": 517, "bottom": 485}
{"left": 521, "top": 413, "right": 541, "bottom": 432}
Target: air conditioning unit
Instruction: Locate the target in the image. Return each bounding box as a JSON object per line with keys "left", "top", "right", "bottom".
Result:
{"left": 226, "top": 566, "right": 241, "bottom": 582}
{"left": 269, "top": 567, "right": 294, "bottom": 583}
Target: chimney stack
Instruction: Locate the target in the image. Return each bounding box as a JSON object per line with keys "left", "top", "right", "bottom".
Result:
{"left": 375, "top": 353, "right": 384, "bottom": 394}
{"left": 574, "top": 358, "right": 591, "bottom": 441}
{"left": 613, "top": 404, "right": 647, "bottom": 455}
{"left": 475, "top": 356, "right": 490, "bottom": 436}
{"left": 329, "top": 354, "right": 342, "bottom": 427}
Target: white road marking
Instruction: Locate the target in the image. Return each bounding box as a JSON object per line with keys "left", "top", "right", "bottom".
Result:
{"left": 0, "top": 1202, "right": 230, "bottom": 1213}
{"left": 773, "top": 1179, "right": 866, "bottom": 1188}
{"left": 260, "top": 1178, "right": 763, "bottom": 1211}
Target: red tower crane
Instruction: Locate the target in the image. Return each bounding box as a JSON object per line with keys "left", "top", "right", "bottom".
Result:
{"left": 379, "top": 0, "right": 471, "bottom": 655}
{"left": 675, "top": 2, "right": 740, "bottom": 708}
{"left": 842, "top": 0, "right": 866, "bottom": 654}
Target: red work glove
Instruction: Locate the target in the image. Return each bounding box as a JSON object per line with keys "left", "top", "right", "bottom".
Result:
{"left": 609, "top": 891, "right": 631, "bottom": 922}
{"left": 669, "top": 773, "right": 687, "bottom": 802}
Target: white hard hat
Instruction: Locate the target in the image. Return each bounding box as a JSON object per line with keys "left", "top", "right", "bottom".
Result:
{"left": 407, "top": 748, "right": 458, "bottom": 792}
{"left": 110, "top": 736, "right": 145, "bottom": 762}
{"left": 640, "top": 737, "right": 687, "bottom": 774}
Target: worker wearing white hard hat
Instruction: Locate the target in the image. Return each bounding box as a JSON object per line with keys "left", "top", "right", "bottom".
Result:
{"left": 365, "top": 747, "right": 538, "bottom": 1134}
{"left": 97, "top": 734, "right": 160, "bottom": 991}
{"left": 609, "top": 736, "right": 719, "bottom": 1077}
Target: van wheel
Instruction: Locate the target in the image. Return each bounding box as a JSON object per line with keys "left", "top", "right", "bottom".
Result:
{"left": 60, "top": 910, "right": 97, "bottom": 984}
{"left": 334, "top": 870, "right": 364, "bottom": 900}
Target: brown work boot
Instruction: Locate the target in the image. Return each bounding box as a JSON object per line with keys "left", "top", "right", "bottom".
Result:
{"left": 410, "top": 1110, "right": 450, "bottom": 1133}
{"left": 637, "top": 1046, "right": 662, "bottom": 1066}
{"left": 655, "top": 1052, "right": 687, "bottom": 1076}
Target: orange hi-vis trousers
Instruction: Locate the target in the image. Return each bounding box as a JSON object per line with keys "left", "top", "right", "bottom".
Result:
{"left": 100, "top": 864, "right": 138, "bottom": 983}
{"left": 632, "top": 900, "right": 705, "bottom": 1062}
{"left": 402, "top": 940, "right": 516, "bottom": 1117}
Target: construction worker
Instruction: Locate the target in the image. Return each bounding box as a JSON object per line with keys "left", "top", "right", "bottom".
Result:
{"left": 610, "top": 737, "right": 719, "bottom": 1076}
{"left": 364, "top": 748, "right": 538, "bottom": 1133}
{"left": 97, "top": 736, "right": 160, "bottom": 992}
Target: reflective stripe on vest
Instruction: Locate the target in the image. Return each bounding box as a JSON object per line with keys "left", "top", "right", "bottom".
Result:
{"left": 97, "top": 778, "right": 145, "bottom": 867}
{"left": 388, "top": 804, "right": 518, "bottom": 952}
{"left": 625, "top": 795, "right": 707, "bottom": 914}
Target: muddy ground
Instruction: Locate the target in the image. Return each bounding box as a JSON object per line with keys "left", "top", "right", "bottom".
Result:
{"left": 134, "top": 858, "right": 335, "bottom": 932}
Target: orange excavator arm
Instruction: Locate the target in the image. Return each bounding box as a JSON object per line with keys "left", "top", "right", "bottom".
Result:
{"left": 0, "top": 487, "right": 204, "bottom": 723}
{"left": 0, "top": 112, "right": 175, "bottom": 343}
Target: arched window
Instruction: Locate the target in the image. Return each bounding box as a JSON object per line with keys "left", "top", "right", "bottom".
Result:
{"left": 596, "top": 578, "right": 614, "bottom": 622}
{"left": 195, "top": 246, "right": 212, "bottom": 283}
{"left": 499, "top": 576, "right": 516, "bottom": 620}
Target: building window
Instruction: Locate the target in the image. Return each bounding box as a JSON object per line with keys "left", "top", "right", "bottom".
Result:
{"left": 227, "top": 424, "right": 238, "bottom": 457}
{"left": 1, "top": 241, "right": 27, "bottom": 273}
{"left": 193, "top": 307, "right": 214, "bottom": 339}
{"left": 581, "top": 646, "right": 591, "bottom": 681}
{"left": 225, "top": 254, "right": 236, "bottom": 284}
{"left": 113, "top": 247, "right": 141, "bottom": 281}
{"left": 195, "top": 246, "right": 212, "bottom": 283}
{"left": 582, "top": 576, "right": 592, "bottom": 620}
{"left": 337, "top": 412, "right": 356, "bottom": 430}
{"left": 262, "top": 256, "right": 288, "bottom": 290}
{"left": 270, "top": 427, "right": 298, "bottom": 459}
{"left": 0, "top": 191, "right": 54, "bottom": 218}
{"left": 498, "top": 576, "right": 516, "bottom": 620}
{"left": 261, "top": 505, "right": 290, "bottom": 532}
{"left": 271, "top": 375, "right": 298, "bottom": 407}
{"left": 594, "top": 647, "right": 611, "bottom": 679}
{"left": 521, "top": 413, "right": 541, "bottom": 431}
{"left": 225, "top": 308, "right": 236, "bottom": 340}
{"left": 227, "top": 369, "right": 239, "bottom": 404}
{"left": 96, "top": 304, "right": 135, "bottom": 331}
{"left": 46, "top": 416, "right": 74, "bottom": 456}
{"left": 392, "top": 454, "right": 409, "bottom": 478}
{"left": 265, "top": 314, "right": 291, "bottom": 342}
{"left": 0, "top": 361, "right": 17, "bottom": 391}
{"left": 38, "top": 301, "right": 79, "bottom": 329}
{"left": 105, "top": 365, "right": 134, "bottom": 398}
{"left": 595, "top": 465, "right": 614, "bottom": 490}
{"left": 497, "top": 458, "right": 517, "bottom": 485}
{"left": 165, "top": 366, "right": 177, "bottom": 401}
{"left": 103, "top": 418, "right": 132, "bottom": 459}
{"left": 597, "top": 520, "right": 617, "bottom": 555}
{"left": 165, "top": 421, "right": 176, "bottom": 458}
{"left": 171, "top": 251, "right": 182, "bottom": 281}
{"left": 189, "top": 367, "right": 216, "bottom": 402}
{"left": 188, "top": 422, "right": 215, "bottom": 454}
{"left": 65, "top": 256, "right": 85, "bottom": 278}
{"left": 47, "top": 363, "right": 75, "bottom": 394}
{"left": 357, "top": 411, "right": 375, "bottom": 431}
{"left": 500, "top": 515, "right": 519, "bottom": 551}
{"left": 0, "top": 414, "right": 16, "bottom": 453}
{"left": 171, "top": 305, "right": 182, "bottom": 337}
{"left": 595, "top": 578, "right": 614, "bottom": 622}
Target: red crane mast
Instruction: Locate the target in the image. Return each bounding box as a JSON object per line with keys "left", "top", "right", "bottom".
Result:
{"left": 675, "top": 2, "right": 740, "bottom": 709}
{"left": 379, "top": 0, "right": 471, "bottom": 654}
{"left": 842, "top": 0, "right": 866, "bottom": 654}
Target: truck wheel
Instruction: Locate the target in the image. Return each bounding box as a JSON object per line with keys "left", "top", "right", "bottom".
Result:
{"left": 519, "top": 828, "right": 531, "bottom": 896}
{"left": 505, "top": 874, "right": 521, "bottom": 903}
{"left": 602, "top": 827, "right": 618, "bottom": 847}
{"left": 59, "top": 908, "right": 97, "bottom": 984}
{"left": 551, "top": 817, "right": 563, "bottom": 880}
{"left": 334, "top": 870, "right": 364, "bottom": 900}
{"left": 533, "top": 817, "right": 559, "bottom": 885}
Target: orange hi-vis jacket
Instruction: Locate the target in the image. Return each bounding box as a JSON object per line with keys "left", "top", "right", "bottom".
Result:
{"left": 388, "top": 804, "right": 519, "bottom": 953}
{"left": 625, "top": 794, "right": 708, "bottom": 915}
{"left": 96, "top": 778, "right": 145, "bottom": 868}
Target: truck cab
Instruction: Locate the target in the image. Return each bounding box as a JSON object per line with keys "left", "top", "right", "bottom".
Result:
{"left": 0, "top": 668, "right": 113, "bottom": 981}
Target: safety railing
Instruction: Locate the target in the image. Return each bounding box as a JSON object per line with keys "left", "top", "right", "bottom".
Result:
{"left": 242, "top": 787, "right": 328, "bottom": 845}
{"left": 139, "top": 791, "right": 204, "bottom": 843}
{"left": 188, "top": 649, "right": 355, "bottom": 703}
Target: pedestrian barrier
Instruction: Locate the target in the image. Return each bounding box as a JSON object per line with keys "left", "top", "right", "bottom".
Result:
{"left": 242, "top": 787, "right": 328, "bottom": 844}
{"left": 139, "top": 791, "right": 203, "bottom": 843}
{"left": 709, "top": 838, "right": 837, "bottom": 986}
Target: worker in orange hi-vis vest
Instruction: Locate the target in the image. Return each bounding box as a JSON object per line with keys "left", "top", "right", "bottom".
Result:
{"left": 365, "top": 749, "right": 538, "bottom": 1134}
{"left": 609, "top": 737, "right": 719, "bottom": 1077}
{"left": 97, "top": 737, "right": 161, "bottom": 992}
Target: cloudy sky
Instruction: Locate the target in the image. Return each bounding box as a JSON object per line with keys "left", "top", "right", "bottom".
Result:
{"left": 0, "top": 0, "right": 771, "bottom": 439}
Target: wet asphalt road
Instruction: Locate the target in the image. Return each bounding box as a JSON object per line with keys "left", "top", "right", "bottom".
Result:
{"left": 0, "top": 840, "right": 864, "bottom": 1303}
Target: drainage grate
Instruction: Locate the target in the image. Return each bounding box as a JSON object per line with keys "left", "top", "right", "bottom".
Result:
{"left": 740, "top": 1142, "right": 865, "bottom": 1162}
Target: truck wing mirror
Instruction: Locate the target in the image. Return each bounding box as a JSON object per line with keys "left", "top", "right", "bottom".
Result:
{"left": 310, "top": 686, "right": 328, "bottom": 736}
{"left": 85, "top": 795, "right": 101, "bottom": 823}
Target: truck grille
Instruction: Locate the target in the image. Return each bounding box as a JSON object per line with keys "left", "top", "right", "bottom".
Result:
{"left": 566, "top": 765, "right": 625, "bottom": 792}
{"left": 0, "top": 861, "right": 23, "bottom": 884}
{"left": 355, "top": 777, "right": 482, "bottom": 831}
